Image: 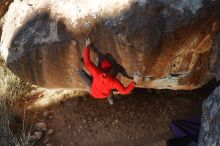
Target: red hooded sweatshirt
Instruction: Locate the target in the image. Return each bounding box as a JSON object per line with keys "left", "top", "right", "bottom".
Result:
{"left": 84, "top": 47, "right": 136, "bottom": 99}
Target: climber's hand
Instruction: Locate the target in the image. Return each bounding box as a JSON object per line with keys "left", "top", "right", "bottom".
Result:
{"left": 85, "top": 37, "right": 92, "bottom": 48}
{"left": 133, "top": 72, "right": 141, "bottom": 83}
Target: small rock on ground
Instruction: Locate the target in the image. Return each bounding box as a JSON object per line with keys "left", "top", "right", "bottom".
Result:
{"left": 29, "top": 135, "right": 37, "bottom": 142}
{"left": 34, "top": 131, "right": 43, "bottom": 139}
{"left": 35, "top": 122, "right": 47, "bottom": 131}
{"left": 47, "top": 129, "right": 54, "bottom": 135}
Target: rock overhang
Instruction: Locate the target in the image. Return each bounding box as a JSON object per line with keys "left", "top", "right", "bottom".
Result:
{"left": 0, "top": 0, "right": 220, "bottom": 90}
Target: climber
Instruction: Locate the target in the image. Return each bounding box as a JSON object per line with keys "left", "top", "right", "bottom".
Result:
{"left": 79, "top": 37, "right": 140, "bottom": 105}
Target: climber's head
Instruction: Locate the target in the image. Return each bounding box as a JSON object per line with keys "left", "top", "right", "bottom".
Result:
{"left": 101, "top": 59, "right": 112, "bottom": 72}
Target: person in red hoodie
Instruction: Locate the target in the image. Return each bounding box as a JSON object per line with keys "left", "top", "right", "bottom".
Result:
{"left": 80, "top": 38, "right": 140, "bottom": 105}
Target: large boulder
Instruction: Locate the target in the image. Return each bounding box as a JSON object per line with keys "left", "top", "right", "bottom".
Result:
{"left": 0, "top": 0, "right": 220, "bottom": 90}
{"left": 198, "top": 86, "right": 220, "bottom": 146}
{"left": 0, "top": 0, "right": 12, "bottom": 38}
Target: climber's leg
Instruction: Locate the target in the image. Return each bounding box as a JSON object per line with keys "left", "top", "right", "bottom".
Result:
{"left": 107, "top": 92, "right": 114, "bottom": 105}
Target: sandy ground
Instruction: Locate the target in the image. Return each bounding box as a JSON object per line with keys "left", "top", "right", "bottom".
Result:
{"left": 13, "top": 84, "right": 215, "bottom": 146}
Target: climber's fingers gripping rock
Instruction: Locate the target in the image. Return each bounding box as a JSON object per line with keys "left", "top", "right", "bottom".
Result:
{"left": 133, "top": 72, "right": 141, "bottom": 83}
{"left": 85, "top": 37, "right": 92, "bottom": 48}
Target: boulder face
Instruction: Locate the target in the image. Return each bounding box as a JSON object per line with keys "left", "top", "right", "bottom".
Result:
{"left": 0, "top": 0, "right": 12, "bottom": 38}
{"left": 0, "top": 0, "right": 220, "bottom": 90}
{"left": 199, "top": 86, "right": 220, "bottom": 146}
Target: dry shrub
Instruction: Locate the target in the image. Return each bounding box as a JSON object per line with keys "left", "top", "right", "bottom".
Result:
{"left": 0, "top": 58, "right": 34, "bottom": 146}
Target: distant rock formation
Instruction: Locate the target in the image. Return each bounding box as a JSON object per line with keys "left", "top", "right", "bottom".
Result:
{"left": 199, "top": 86, "right": 220, "bottom": 146}
{"left": 0, "top": 0, "right": 220, "bottom": 90}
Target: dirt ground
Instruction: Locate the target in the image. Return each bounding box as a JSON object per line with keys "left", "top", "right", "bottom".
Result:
{"left": 15, "top": 82, "right": 217, "bottom": 146}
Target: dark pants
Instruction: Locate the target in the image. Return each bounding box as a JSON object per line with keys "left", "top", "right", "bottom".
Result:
{"left": 167, "top": 135, "right": 198, "bottom": 146}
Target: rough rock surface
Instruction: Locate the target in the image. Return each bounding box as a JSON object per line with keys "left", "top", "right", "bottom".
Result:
{"left": 0, "top": 0, "right": 12, "bottom": 38}
{"left": 198, "top": 86, "right": 220, "bottom": 146}
{"left": 209, "top": 32, "right": 220, "bottom": 81}
{"left": 1, "top": 0, "right": 220, "bottom": 90}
